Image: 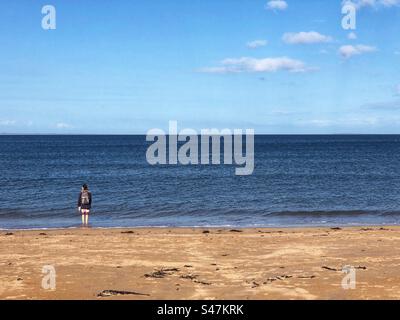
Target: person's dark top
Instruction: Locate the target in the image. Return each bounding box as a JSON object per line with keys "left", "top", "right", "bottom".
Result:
{"left": 78, "top": 191, "right": 92, "bottom": 210}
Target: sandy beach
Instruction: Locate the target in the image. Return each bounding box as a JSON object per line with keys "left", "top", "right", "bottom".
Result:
{"left": 0, "top": 226, "right": 399, "bottom": 300}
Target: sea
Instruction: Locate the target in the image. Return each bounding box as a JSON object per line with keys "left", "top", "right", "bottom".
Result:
{"left": 1, "top": 134, "right": 400, "bottom": 229}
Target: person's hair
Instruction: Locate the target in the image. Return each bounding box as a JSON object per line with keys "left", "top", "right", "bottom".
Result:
{"left": 82, "top": 184, "right": 88, "bottom": 190}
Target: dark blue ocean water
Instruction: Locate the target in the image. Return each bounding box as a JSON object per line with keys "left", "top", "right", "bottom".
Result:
{"left": 1, "top": 135, "right": 400, "bottom": 229}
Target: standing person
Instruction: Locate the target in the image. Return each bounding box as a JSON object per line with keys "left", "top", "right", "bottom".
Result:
{"left": 78, "top": 184, "right": 92, "bottom": 226}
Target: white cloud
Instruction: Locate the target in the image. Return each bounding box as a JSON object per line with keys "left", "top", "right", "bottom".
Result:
{"left": 282, "top": 31, "right": 332, "bottom": 44}
{"left": 246, "top": 40, "right": 268, "bottom": 49}
{"left": 266, "top": 0, "right": 288, "bottom": 11}
{"left": 298, "top": 117, "right": 380, "bottom": 127}
{"left": 55, "top": 122, "right": 73, "bottom": 129}
{"left": 339, "top": 44, "right": 377, "bottom": 58}
{"left": 348, "top": 32, "right": 357, "bottom": 40}
{"left": 0, "top": 119, "right": 16, "bottom": 126}
{"left": 200, "top": 57, "right": 314, "bottom": 74}
{"left": 304, "top": 119, "right": 335, "bottom": 127}
{"left": 342, "top": 0, "right": 400, "bottom": 9}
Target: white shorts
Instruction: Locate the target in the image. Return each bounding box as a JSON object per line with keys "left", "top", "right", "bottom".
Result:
{"left": 81, "top": 209, "right": 90, "bottom": 215}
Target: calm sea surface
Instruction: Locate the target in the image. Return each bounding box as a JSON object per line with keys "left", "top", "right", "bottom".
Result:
{"left": 1, "top": 135, "right": 400, "bottom": 229}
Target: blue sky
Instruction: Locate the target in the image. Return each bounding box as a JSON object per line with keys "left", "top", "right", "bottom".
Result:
{"left": 0, "top": 0, "right": 400, "bottom": 134}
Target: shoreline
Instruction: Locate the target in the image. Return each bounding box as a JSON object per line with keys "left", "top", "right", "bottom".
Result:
{"left": 1, "top": 226, "right": 400, "bottom": 299}
{"left": 0, "top": 223, "right": 398, "bottom": 232}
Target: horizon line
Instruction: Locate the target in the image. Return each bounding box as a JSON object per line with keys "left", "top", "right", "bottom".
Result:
{"left": 2, "top": 133, "right": 400, "bottom": 136}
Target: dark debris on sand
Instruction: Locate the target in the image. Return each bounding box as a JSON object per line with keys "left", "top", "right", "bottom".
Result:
{"left": 247, "top": 273, "right": 316, "bottom": 287}
{"left": 144, "top": 268, "right": 180, "bottom": 279}
{"left": 258, "top": 230, "right": 284, "bottom": 234}
{"left": 265, "top": 275, "right": 293, "bottom": 284}
{"left": 194, "top": 279, "right": 212, "bottom": 286}
{"left": 297, "top": 275, "right": 316, "bottom": 279}
{"left": 322, "top": 266, "right": 340, "bottom": 271}
{"left": 144, "top": 267, "right": 212, "bottom": 285}
{"left": 180, "top": 273, "right": 211, "bottom": 285}
{"left": 180, "top": 274, "right": 197, "bottom": 281}
{"left": 97, "top": 290, "right": 150, "bottom": 297}
{"left": 322, "top": 265, "right": 367, "bottom": 272}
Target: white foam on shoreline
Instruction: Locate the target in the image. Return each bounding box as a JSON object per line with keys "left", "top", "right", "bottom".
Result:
{"left": 1, "top": 221, "right": 398, "bottom": 232}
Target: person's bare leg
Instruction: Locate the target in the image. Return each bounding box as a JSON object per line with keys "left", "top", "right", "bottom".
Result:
{"left": 85, "top": 214, "right": 89, "bottom": 225}
{"left": 81, "top": 214, "right": 85, "bottom": 225}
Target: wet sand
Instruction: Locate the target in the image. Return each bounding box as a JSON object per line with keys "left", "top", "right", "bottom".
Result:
{"left": 0, "top": 226, "right": 399, "bottom": 300}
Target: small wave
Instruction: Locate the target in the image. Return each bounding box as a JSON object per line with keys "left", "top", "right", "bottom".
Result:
{"left": 264, "top": 210, "right": 398, "bottom": 217}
